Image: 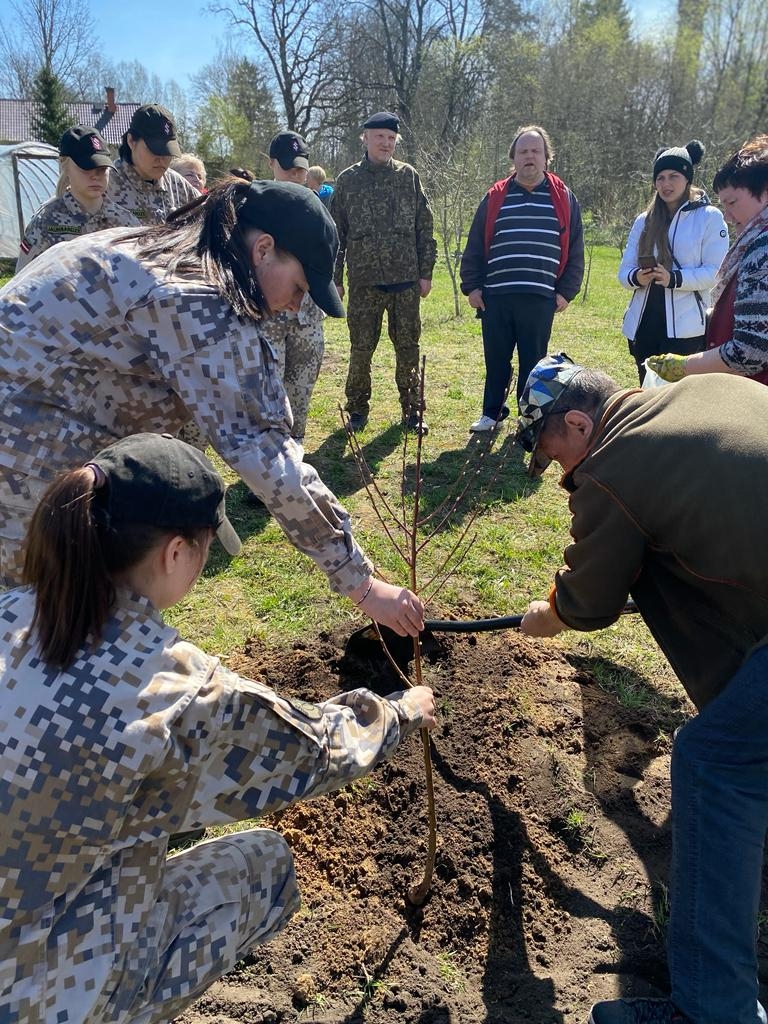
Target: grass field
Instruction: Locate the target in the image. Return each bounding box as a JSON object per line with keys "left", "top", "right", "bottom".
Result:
{"left": 0, "top": 245, "right": 682, "bottom": 714}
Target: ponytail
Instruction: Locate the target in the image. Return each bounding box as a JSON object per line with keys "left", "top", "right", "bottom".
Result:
{"left": 117, "top": 177, "right": 266, "bottom": 320}
{"left": 23, "top": 467, "right": 206, "bottom": 669}
{"left": 23, "top": 467, "right": 113, "bottom": 670}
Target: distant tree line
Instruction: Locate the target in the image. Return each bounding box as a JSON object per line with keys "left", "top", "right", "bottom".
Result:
{"left": 3, "top": 0, "right": 766, "bottom": 252}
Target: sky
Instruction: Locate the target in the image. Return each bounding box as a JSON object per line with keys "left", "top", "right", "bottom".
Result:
{"left": 89, "top": 0, "right": 232, "bottom": 91}
{"left": 0, "top": 0, "right": 668, "bottom": 95}
{"left": 89, "top": 0, "right": 668, "bottom": 92}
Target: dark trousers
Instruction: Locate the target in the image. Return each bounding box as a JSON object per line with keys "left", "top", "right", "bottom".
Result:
{"left": 479, "top": 291, "right": 556, "bottom": 418}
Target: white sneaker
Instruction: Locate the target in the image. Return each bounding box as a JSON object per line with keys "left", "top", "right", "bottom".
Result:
{"left": 470, "top": 415, "right": 497, "bottom": 432}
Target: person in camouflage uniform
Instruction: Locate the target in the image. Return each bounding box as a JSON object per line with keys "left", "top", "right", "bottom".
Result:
{"left": 331, "top": 111, "right": 437, "bottom": 434}
{"left": 0, "top": 178, "right": 426, "bottom": 637}
{"left": 15, "top": 125, "right": 138, "bottom": 272}
{"left": 107, "top": 103, "right": 199, "bottom": 225}
{"left": 260, "top": 131, "right": 326, "bottom": 445}
{"left": 0, "top": 431, "right": 437, "bottom": 1024}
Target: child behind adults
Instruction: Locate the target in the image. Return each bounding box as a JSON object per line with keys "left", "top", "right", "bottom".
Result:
{"left": 0, "top": 432, "right": 436, "bottom": 1024}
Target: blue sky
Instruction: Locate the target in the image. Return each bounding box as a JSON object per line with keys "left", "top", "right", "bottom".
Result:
{"left": 90, "top": 1, "right": 232, "bottom": 90}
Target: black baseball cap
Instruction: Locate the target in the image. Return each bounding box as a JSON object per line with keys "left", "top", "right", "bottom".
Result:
{"left": 128, "top": 103, "right": 182, "bottom": 157}
{"left": 268, "top": 131, "right": 310, "bottom": 171}
{"left": 88, "top": 433, "right": 242, "bottom": 556}
{"left": 59, "top": 126, "right": 112, "bottom": 169}
{"left": 236, "top": 180, "right": 345, "bottom": 318}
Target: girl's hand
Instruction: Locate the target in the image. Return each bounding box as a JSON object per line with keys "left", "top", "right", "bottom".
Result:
{"left": 351, "top": 579, "right": 425, "bottom": 636}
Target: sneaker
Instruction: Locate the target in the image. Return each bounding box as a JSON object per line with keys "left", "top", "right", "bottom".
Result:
{"left": 470, "top": 414, "right": 498, "bottom": 432}
{"left": 346, "top": 412, "right": 368, "bottom": 434}
{"left": 402, "top": 412, "right": 429, "bottom": 436}
{"left": 588, "top": 998, "right": 689, "bottom": 1024}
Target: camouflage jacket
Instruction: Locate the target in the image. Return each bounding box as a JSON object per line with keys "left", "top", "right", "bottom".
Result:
{"left": 331, "top": 156, "right": 437, "bottom": 288}
{"left": 0, "top": 586, "right": 425, "bottom": 1023}
{"left": 0, "top": 229, "right": 371, "bottom": 595}
{"left": 15, "top": 189, "right": 139, "bottom": 272}
{"left": 106, "top": 158, "right": 199, "bottom": 224}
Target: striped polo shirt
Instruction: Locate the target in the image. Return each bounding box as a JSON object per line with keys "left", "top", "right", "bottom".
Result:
{"left": 486, "top": 178, "right": 561, "bottom": 296}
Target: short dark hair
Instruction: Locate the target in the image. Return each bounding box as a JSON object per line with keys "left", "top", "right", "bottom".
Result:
{"left": 540, "top": 369, "right": 621, "bottom": 437}
{"left": 712, "top": 134, "right": 768, "bottom": 198}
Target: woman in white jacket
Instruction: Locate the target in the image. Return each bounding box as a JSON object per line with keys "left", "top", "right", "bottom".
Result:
{"left": 618, "top": 140, "right": 729, "bottom": 381}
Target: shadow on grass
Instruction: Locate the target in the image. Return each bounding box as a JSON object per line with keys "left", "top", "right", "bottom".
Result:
{"left": 201, "top": 481, "right": 276, "bottom": 577}
{"left": 412, "top": 431, "right": 538, "bottom": 530}
{"left": 307, "top": 423, "right": 408, "bottom": 499}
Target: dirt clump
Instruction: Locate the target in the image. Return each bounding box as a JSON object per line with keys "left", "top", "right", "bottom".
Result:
{"left": 175, "top": 626, "right": 706, "bottom": 1023}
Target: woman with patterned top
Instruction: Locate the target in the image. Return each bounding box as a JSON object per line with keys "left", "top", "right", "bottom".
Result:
{"left": 15, "top": 125, "right": 139, "bottom": 272}
{"left": 0, "top": 431, "right": 436, "bottom": 1024}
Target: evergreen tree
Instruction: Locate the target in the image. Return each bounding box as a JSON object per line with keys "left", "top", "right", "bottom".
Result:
{"left": 30, "top": 65, "right": 71, "bottom": 145}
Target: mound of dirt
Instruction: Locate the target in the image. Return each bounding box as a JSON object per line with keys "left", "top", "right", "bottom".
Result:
{"left": 174, "top": 627, "right": 750, "bottom": 1024}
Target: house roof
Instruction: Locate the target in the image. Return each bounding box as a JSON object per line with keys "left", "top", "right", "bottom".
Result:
{"left": 0, "top": 99, "right": 141, "bottom": 147}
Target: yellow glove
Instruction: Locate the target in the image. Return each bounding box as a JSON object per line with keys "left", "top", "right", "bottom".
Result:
{"left": 646, "top": 353, "right": 688, "bottom": 382}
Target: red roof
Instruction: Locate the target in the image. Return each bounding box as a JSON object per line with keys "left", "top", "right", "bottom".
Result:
{"left": 0, "top": 99, "right": 141, "bottom": 147}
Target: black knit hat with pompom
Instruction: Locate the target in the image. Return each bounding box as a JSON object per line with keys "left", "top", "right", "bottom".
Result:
{"left": 653, "top": 140, "right": 705, "bottom": 182}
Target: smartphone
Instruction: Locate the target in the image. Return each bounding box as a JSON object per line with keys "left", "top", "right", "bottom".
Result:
{"left": 638, "top": 256, "right": 657, "bottom": 269}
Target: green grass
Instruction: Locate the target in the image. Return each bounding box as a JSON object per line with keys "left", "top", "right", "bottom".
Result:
{"left": 2, "top": 249, "right": 686, "bottom": 714}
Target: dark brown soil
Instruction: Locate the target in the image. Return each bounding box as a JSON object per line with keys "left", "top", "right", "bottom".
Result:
{"left": 174, "top": 626, "right": 758, "bottom": 1024}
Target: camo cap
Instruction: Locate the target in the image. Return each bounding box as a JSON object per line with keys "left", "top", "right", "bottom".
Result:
{"left": 516, "top": 353, "right": 584, "bottom": 476}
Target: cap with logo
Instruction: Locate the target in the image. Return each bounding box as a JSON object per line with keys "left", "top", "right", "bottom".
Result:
{"left": 516, "top": 353, "right": 584, "bottom": 477}
{"left": 128, "top": 103, "right": 182, "bottom": 158}
{"left": 59, "top": 126, "right": 112, "bottom": 169}
{"left": 362, "top": 110, "right": 400, "bottom": 132}
{"left": 236, "top": 179, "right": 345, "bottom": 318}
{"left": 87, "top": 433, "right": 242, "bottom": 556}
{"left": 268, "top": 130, "right": 310, "bottom": 171}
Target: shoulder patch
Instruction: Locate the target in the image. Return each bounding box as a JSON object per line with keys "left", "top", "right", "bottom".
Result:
{"left": 283, "top": 696, "right": 323, "bottom": 721}
{"left": 19, "top": 238, "right": 31, "bottom": 254}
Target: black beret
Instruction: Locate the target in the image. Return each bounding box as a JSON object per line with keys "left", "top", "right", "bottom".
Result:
{"left": 362, "top": 110, "right": 400, "bottom": 132}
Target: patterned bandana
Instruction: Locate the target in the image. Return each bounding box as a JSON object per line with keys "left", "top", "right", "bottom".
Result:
{"left": 516, "top": 353, "right": 584, "bottom": 475}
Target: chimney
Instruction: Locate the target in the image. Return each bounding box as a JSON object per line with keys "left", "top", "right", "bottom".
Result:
{"left": 105, "top": 86, "right": 116, "bottom": 114}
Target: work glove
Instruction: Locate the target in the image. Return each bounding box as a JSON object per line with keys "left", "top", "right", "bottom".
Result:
{"left": 646, "top": 353, "right": 688, "bottom": 382}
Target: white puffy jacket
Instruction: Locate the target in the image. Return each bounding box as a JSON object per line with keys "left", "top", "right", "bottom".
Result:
{"left": 618, "top": 194, "right": 729, "bottom": 340}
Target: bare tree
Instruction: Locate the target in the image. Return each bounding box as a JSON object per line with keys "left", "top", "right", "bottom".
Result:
{"left": 207, "top": 0, "right": 345, "bottom": 135}
{"left": 0, "top": 0, "right": 98, "bottom": 95}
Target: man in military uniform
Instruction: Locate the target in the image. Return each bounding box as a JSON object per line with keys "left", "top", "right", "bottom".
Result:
{"left": 107, "top": 103, "right": 199, "bottom": 224}
{"left": 331, "top": 111, "right": 437, "bottom": 434}
{"left": 16, "top": 125, "right": 139, "bottom": 272}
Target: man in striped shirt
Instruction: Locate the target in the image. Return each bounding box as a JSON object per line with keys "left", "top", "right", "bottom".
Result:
{"left": 460, "top": 126, "right": 584, "bottom": 432}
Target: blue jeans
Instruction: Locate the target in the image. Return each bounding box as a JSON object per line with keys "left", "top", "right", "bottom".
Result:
{"left": 669, "top": 645, "right": 768, "bottom": 1023}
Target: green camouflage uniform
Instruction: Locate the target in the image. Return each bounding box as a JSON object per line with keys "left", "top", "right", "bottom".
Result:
{"left": 331, "top": 156, "right": 436, "bottom": 418}
{"left": 16, "top": 189, "right": 139, "bottom": 272}
{"left": 0, "top": 585, "right": 427, "bottom": 1023}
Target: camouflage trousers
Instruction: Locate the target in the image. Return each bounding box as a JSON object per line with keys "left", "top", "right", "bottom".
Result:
{"left": 124, "top": 829, "right": 298, "bottom": 1024}
{"left": 344, "top": 283, "right": 422, "bottom": 418}
{"left": 0, "top": 465, "right": 47, "bottom": 589}
{"left": 259, "top": 314, "right": 325, "bottom": 442}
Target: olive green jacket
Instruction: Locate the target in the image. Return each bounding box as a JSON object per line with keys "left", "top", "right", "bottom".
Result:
{"left": 552, "top": 375, "right": 768, "bottom": 709}
{"left": 331, "top": 156, "right": 437, "bottom": 288}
